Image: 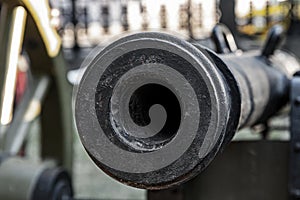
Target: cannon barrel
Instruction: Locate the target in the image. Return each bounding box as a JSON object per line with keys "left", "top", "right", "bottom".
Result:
{"left": 74, "top": 32, "right": 298, "bottom": 189}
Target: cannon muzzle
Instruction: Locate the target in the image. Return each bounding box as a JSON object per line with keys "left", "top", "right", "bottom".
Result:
{"left": 74, "top": 32, "right": 297, "bottom": 189}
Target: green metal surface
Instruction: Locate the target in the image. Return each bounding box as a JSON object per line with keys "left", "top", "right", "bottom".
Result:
{"left": 23, "top": 12, "right": 74, "bottom": 172}
{"left": 0, "top": 1, "right": 74, "bottom": 172}
{"left": 4, "top": 76, "right": 50, "bottom": 154}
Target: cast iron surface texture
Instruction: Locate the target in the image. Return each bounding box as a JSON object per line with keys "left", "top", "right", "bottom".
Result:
{"left": 75, "top": 32, "right": 239, "bottom": 189}
{"left": 75, "top": 32, "right": 291, "bottom": 189}
{"left": 220, "top": 52, "right": 290, "bottom": 127}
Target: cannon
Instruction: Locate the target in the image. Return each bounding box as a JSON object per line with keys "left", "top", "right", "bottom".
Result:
{"left": 74, "top": 25, "right": 300, "bottom": 189}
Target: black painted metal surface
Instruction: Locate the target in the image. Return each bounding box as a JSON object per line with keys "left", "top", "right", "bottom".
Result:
{"left": 74, "top": 31, "right": 298, "bottom": 189}
{"left": 289, "top": 75, "right": 300, "bottom": 199}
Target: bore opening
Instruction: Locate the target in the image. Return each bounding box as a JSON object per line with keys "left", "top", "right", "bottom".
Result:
{"left": 129, "top": 83, "right": 181, "bottom": 144}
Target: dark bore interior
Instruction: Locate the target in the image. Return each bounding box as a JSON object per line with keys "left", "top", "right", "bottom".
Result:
{"left": 129, "top": 83, "right": 181, "bottom": 144}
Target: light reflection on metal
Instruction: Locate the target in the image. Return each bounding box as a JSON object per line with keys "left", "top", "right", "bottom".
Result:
{"left": 0, "top": 6, "right": 27, "bottom": 125}
{"left": 22, "top": 0, "right": 61, "bottom": 57}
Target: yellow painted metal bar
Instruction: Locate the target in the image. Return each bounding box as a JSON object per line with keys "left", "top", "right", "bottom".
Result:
{"left": 21, "top": 0, "right": 61, "bottom": 57}
{"left": 0, "top": 0, "right": 61, "bottom": 57}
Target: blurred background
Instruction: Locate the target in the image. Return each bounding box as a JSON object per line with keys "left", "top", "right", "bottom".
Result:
{"left": 48, "top": 0, "right": 300, "bottom": 74}
{"left": 48, "top": 0, "right": 295, "bottom": 47}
